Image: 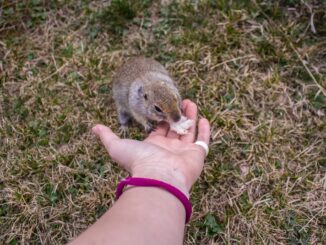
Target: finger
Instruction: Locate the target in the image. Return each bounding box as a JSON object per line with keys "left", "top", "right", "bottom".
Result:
{"left": 92, "top": 124, "right": 120, "bottom": 148}
{"left": 180, "top": 100, "right": 197, "bottom": 143}
{"left": 92, "top": 124, "right": 133, "bottom": 171}
{"left": 181, "top": 99, "right": 192, "bottom": 112}
{"left": 148, "top": 121, "right": 169, "bottom": 138}
{"left": 196, "top": 118, "right": 210, "bottom": 145}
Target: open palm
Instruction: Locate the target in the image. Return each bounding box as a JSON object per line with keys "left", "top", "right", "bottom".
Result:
{"left": 92, "top": 100, "right": 210, "bottom": 194}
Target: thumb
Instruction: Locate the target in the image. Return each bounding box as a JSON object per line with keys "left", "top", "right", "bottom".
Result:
{"left": 92, "top": 124, "right": 137, "bottom": 172}
{"left": 92, "top": 124, "right": 120, "bottom": 150}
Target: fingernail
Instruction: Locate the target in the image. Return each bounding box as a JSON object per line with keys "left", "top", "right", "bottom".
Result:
{"left": 92, "top": 125, "right": 100, "bottom": 135}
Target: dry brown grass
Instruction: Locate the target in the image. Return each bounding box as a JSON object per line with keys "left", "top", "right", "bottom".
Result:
{"left": 1, "top": 0, "right": 325, "bottom": 244}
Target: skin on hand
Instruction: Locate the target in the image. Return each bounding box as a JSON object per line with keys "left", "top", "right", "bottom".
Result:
{"left": 92, "top": 99, "right": 210, "bottom": 195}
{"left": 70, "top": 100, "right": 210, "bottom": 245}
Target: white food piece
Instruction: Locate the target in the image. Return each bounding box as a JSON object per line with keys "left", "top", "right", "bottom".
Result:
{"left": 170, "top": 116, "right": 193, "bottom": 135}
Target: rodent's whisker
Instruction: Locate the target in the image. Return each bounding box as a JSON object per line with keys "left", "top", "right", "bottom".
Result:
{"left": 112, "top": 57, "right": 189, "bottom": 135}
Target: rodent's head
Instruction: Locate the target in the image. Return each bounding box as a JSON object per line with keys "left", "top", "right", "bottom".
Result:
{"left": 137, "top": 82, "right": 182, "bottom": 124}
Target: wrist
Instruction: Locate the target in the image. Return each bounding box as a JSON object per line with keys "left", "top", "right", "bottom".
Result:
{"left": 132, "top": 167, "right": 189, "bottom": 198}
{"left": 116, "top": 177, "right": 192, "bottom": 223}
{"left": 119, "top": 186, "right": 187, "bottom": 232}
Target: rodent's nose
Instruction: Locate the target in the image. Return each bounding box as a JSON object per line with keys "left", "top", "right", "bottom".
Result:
{"left": 171, "top": 113, "right": 181, "bottom": 123}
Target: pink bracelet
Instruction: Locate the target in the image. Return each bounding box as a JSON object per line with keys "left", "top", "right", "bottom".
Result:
{"left": 116, "top": 177, "right": 192, "bottom": 223}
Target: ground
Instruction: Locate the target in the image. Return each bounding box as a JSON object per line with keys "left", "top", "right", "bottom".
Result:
{"left": 0, "top": 0, "right": 325, "bottom": 244}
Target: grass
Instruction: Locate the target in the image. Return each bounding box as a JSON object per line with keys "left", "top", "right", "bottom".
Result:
{"left": 1, "top": 0, "right": 325, "bottom": 244}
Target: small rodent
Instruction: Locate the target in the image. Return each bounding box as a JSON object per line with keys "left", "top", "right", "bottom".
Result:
{"left": 112, "top": 57, "right": 182, "bottom": 133}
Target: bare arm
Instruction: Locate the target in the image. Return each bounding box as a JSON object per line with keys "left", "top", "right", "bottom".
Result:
{"left": 72, "top": 187, "right": 185, "bottom": 245}
{"left": 70, "top": 100, "right": 210, "bottom": 245}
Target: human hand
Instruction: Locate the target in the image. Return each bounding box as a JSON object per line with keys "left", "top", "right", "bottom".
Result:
{"left": 92, "top": 100, "right": 210, "bottom": 196}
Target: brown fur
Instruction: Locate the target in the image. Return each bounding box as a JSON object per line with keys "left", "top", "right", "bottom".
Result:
{"left": 112, "top": 57, "right": 182, "bottom": 132}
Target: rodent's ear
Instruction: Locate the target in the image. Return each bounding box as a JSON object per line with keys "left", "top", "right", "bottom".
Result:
{"left": 138, "top": 86, "right": 148, "bottom": 100}
{"left": 138, "top": 86, "right": 143, "bottom": 96}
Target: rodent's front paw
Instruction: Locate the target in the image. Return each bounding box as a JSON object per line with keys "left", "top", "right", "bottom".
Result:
{"left": 170, "top": 116, "right": 193, "bottom": 135}
{"left": 144, "top": 121, "right": 156, "bottom": 133}
{"left": 118, "top": 125, "right": 129, "bottom": 137}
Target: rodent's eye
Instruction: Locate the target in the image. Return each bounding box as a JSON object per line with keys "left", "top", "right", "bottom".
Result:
{"left": 144, "top": 94, "right": 148, "bottom": 100}
{"left": 154, "top": 105, "right": 162, "bottom": 113}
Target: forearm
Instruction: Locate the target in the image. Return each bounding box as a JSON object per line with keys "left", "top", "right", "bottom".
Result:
{"left": 74, "top": 108, "right": 209, "bottom": 244}
{"left": 70, "top": 187, "right": 186, "bottom": 245}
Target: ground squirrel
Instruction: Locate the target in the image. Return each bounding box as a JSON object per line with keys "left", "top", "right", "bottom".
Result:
{"left": 112, "top": 57, "right": 190, "bottom": 134}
